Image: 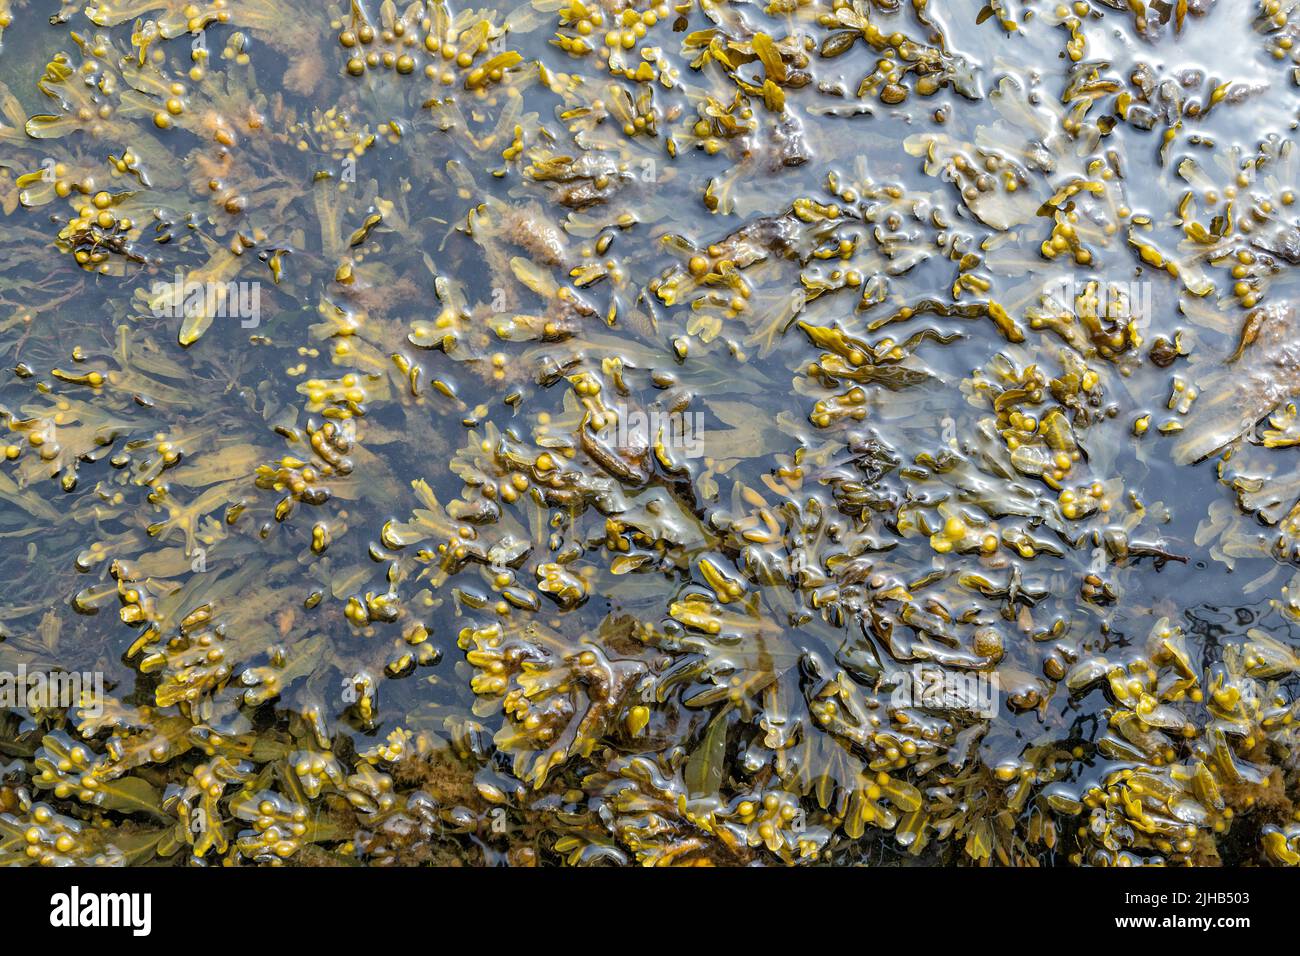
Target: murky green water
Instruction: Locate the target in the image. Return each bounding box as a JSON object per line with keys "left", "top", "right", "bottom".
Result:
{"left": 0, "top": 0, "right": 1297, "bottom": 867}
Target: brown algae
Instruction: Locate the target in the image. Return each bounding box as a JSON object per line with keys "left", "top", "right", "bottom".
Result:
{"left": 0, "top": 0, "right": 1296, "bottom": 868}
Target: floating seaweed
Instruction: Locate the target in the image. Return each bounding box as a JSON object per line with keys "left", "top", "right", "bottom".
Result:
{"left": 0, "top": 0, "right": 1296, "bottom": 871}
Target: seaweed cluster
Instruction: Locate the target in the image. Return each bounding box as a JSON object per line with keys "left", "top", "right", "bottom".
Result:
{"left": 0, "top": 0, "right": 1298, "bottom": 867}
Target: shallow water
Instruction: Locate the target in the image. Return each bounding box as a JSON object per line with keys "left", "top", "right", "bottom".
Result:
{"left": 0, "top": 0, "right": 1297, "bottom": 866}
